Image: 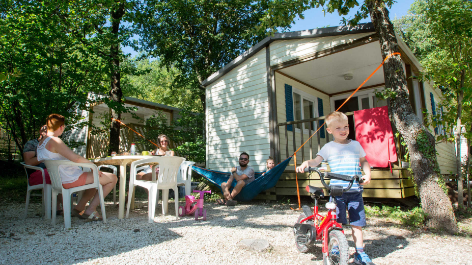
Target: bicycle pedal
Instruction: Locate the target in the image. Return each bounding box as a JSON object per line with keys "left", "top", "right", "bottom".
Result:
{"left": 295, "top": 234, "right": 309, "bottom": 244}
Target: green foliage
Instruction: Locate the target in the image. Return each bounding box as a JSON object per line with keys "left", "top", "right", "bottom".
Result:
{"left": 0, "top": 0, "right": 140, "bottom": 154}
{"left": 134, "top": 0, "right": 295, "bottom": 109}
{"left": 395, "top": 0, "right": 472, "bottom": 144}
{"left": 0, "top": 1, "right": 110, "bottom": 151}
{"left": 135, "top": 106, "right": 205, "bottom": 163}
{"left": 365, "top": 205, "right": 426, "bottom": 227}
{"left": 122, "top": 58, "right": 202, "bottom": 112}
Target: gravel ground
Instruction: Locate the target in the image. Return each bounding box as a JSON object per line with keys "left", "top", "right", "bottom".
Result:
{"left": 1, "top": 200, "right": 471, "bottom": 265}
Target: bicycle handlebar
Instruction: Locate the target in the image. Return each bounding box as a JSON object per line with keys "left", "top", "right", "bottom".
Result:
{"left": 193, "top": 190, "right": 211, "bottom": 198}
{"left": 303, "top": 167, "right": 363, "bottom": 192}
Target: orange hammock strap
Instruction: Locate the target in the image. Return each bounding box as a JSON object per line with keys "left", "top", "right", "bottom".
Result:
{"left": 111, "top": 118, "right": 159, "bottom": 147}
{"left": 292, "top": 52, "right": 401, "bottom": 209}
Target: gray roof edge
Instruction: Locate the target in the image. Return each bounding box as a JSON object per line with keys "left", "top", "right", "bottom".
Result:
{"left": 124, "top": 96, "right": 181, "bottom": 112}
{"left": 202, "top": 23, "right": 375, "bottom": 87}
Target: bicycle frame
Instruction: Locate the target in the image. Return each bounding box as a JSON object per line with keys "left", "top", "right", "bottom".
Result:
{"left": 300, "top": 200, "right": 343, "bottom": 253}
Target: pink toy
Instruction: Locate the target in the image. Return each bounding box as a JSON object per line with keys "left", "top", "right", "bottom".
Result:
{"left": 178, "top": 190, "right": 211, "bottom": 221}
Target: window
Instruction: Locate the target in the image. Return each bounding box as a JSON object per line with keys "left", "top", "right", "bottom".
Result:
{"left": 292, "top": 89, "right": 318, "bottom": 133}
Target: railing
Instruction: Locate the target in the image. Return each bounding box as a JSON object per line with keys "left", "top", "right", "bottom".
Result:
{"left": 276, "top": 112, "right": 354, "bottom": 164}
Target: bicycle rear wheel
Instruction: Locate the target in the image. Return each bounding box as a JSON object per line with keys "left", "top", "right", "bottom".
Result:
{"left": 323, "top": 230, "right": 349, "bottom": 265}
{"left": 294, "top": 213, "right": 315, "bottom": 253}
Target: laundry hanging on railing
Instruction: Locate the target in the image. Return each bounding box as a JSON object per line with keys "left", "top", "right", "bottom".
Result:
{"left": 354, "top": 106, "right": 397, "bottom": 169}
{"left": 192, "top": 156, "right": 292, "bottom": 201}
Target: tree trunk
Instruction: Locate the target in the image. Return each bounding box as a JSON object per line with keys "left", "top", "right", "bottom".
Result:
{"left": 367, "top": 0, "right": 458, "bottom": 233}
{"left": 455, "top": 88, "right": 464, "bottom": 208}
{"left": 466, "top": 136, "right": 471, "bottom": 208}
{"left": 108, "top": 3, "right": 125, "bottom": 155}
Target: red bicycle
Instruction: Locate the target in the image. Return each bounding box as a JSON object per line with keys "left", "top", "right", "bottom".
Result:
{"left": 294, "top": 167, "right": 363, "bottom": 265}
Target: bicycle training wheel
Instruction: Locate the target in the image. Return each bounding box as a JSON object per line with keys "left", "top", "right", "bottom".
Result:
{"left": 323, "top": 230, "right": 349, "bottom": 265}
{"left": 294, "top": 213, "right": 315, "bottom": 253}
{"left": 178, "top": 206, "right": 186, "bottom": 217}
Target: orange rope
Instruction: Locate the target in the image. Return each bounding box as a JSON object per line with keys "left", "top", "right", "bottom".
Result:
{"left": 111, "top": 118, "right": 159, "bottom": 147}
{"left": 292, "top": 52, "right": 401, "bottom": 210}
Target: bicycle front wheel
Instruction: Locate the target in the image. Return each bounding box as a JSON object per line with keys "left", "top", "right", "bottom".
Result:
{"left": 323, "top": 230, "right": 349, "bottom": 265}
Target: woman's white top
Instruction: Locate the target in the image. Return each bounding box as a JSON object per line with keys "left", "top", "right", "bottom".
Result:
{"left": 37, "top": 136, "right": 83, "bottom": 184}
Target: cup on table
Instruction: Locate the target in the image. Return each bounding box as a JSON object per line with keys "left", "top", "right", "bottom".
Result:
{"left": 142, "top": 151, "right": 150, "bottom": 156}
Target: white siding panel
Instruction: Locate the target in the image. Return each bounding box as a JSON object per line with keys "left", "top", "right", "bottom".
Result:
{"left": 207, "top": 84, "right": 267, "bottom": 108}
{"left": 270, "top": 33, "right": 374, "bottom": 66}
{"left": 206, "top": 49, "right": 270, "bottom": 172}
{"left": 207, "top": 103, "right": 267, "bottom": 121}
{"left": 208, "top": 127, "right": 270, "bottom": 142}
{"left": 208, "top": 117, "right": 269, "bottom": 134}
{"left": 422, "top": 82, "right": 456, "bottom": 174}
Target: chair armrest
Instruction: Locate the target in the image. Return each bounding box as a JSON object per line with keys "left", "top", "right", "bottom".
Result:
{"left": 21, "top": 162, "right": 45, "bottom": 172}
{"left": 98, "top": 165, "right": 118, "bottom": 174}
{"left": 59, "top": 161, "right": 99, "bottom": 171}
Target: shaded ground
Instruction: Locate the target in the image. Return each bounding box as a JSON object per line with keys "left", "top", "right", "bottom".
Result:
{"left": 1, "top": 200, "right": 471, "bottom": 265}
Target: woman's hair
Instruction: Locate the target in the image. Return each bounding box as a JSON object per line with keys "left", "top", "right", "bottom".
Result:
{"left": 46, "top": 114, "right": 65, "bottom": 132}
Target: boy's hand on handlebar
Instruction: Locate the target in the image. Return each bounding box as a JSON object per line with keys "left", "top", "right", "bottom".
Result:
{"left": 360, "top": 174, "right": 371, "bottom": 185}
{"left": 296, "top": 162, "right": 309, "bottom": 173}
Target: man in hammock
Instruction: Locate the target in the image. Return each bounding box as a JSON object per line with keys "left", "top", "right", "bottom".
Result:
{"left": 218, "top": 152, "right": 255, "bottom": 206}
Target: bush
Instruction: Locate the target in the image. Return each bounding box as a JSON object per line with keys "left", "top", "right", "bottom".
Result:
{"left": 365, "top": 205, "right": 426, "bottom": 227}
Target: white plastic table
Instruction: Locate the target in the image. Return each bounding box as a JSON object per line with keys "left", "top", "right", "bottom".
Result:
{"left": 91, "top": 155, "right": 157, "bottom": 219}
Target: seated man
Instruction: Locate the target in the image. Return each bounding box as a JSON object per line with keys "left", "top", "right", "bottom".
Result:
{"left": 23, "top": 125, "right": 62, "bottom": 215}
{"left": 218, "top": 152, "right": 255, "bottom": 206}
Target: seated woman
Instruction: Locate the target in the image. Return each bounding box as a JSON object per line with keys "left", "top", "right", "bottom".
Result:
{"left": 136, "top": 134, "right": 175, "bottom": 181}
{"left": 37, "top": 114, "right": 117, "bottom": 220}
{"left": 262, "top": 157, "right": 275, "bottom": 176}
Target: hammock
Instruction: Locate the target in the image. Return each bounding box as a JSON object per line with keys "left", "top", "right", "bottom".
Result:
{"left": 192, "top": 156, "right": 292, "bottom": 201}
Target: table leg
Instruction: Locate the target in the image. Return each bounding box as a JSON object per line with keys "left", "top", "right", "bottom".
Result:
{"left": 119, "top": 164, "right": 127, "bottom": 219}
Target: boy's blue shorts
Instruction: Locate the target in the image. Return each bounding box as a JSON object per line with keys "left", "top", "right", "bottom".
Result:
{"left": 334, "top": 192, "right": 366, "bottom": 227}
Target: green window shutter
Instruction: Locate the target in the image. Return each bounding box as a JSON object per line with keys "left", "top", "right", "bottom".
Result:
{"left": 318, "top": 97, "right": 325, "bottom": 138}
{"left": 285, "top": 84, "right": 293, "bottom": 131}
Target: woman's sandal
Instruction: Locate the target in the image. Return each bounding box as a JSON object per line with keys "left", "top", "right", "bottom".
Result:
{"left": 80, "top": 211, "right": 103, "bottom": 221}
{"left": 216, "top": 199, "right": 226, "bottom": 205}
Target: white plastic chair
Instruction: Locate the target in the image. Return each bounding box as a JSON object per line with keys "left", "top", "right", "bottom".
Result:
{"left": 126, "top": 156, "right": 185, "bottom": 223}
{"left": 21, "top": 162, "right": 51, "bottom": 219}
{"left": 177, "top": 161, "right": 195, "bottom": 196}
{"left": 97, "top": 165, "right": 117, "bottom": 205}
{"left": 44, "top": 160, "right": 107, "bottom": 229}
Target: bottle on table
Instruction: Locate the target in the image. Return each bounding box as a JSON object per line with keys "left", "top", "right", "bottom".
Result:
{"left": 130, "top": 143, "right": 136, "bottom": 155}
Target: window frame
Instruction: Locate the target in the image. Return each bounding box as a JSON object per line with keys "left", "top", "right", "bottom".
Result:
{"left": 329, "top": 88, "right": 377, "bottom": 112}
{"left": 292, "top": 87, "right": 319, "bottom": 134}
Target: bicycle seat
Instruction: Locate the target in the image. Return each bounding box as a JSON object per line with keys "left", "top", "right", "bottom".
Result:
{"left": 306, "top": 185, "right": 324, "bottom": 197}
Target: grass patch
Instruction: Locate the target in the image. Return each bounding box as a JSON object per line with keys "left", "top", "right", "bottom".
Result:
{"left": 365, "top": 205, "right": 426, "bottom": 227}
{"left": 0, "top": 176, "right": 29, "bottom": 203}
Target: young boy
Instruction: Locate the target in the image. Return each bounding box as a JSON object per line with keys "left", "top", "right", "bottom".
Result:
{"left": 296, "top": 111, "right": 374, "bottom": 265}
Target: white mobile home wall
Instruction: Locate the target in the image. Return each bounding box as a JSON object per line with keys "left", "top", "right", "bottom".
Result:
{"left": 206, "top": 49, "right": 270, "bottom": 172}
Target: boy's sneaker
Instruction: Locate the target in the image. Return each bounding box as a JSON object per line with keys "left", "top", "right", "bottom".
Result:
{"left": 354, "top": 252, "right": 375, "bottom": 265}
{"left": 330, "top": 245, "right": 339, "bottom": 255}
